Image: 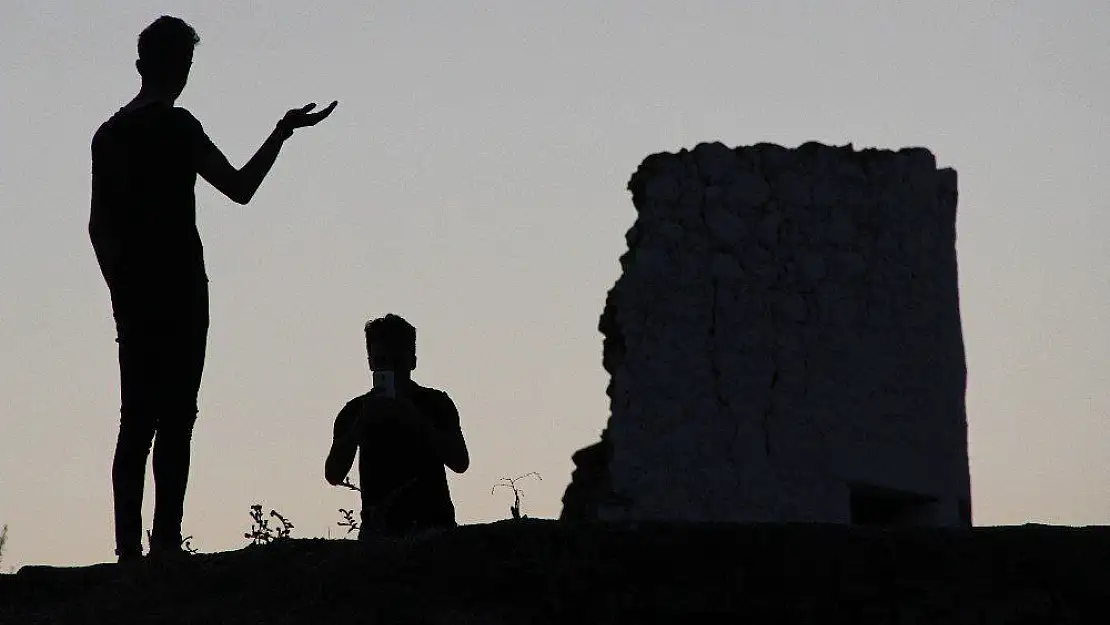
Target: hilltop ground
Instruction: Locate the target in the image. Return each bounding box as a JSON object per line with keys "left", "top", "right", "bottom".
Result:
{"left": 2, "top": 520, "right": 1109, "bottom": 624}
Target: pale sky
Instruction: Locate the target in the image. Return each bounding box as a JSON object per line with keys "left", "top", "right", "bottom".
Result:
{"left": 1, "top": 1, "right": 1108, "bottom": 569}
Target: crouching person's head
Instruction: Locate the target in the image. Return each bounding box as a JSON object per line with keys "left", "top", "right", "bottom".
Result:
{"left": 364, "top": 313, "right": 417, "bottom": 373}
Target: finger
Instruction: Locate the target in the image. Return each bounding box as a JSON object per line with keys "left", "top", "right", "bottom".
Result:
{"left": 307, "top": 101, "right": 338, "bottom": 123}
{"left": 300, "top": 103, "right": 317, "bottom": 113}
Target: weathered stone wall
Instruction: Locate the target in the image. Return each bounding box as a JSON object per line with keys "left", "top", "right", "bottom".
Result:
{"left": 562, "top": 141, "right": 969, "bottom": 526}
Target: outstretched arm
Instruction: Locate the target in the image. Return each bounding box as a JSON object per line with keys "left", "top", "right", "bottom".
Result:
{"left": 198, "top": 127, "right": 284, "bottom": 205}
{"left": 199, "top": 101, "right": 338, "bottom": 205}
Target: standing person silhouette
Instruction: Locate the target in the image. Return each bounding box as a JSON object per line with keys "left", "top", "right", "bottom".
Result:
{"left": 89, "top": 15, "right": 337, "bottom": 562}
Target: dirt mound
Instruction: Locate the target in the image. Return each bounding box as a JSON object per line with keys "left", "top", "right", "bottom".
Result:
{"left": 3, "top": 520, "right": 1109, "bottom": 624}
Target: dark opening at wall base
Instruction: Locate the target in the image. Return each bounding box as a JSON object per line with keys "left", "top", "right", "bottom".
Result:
{"left": 849, "top": 483, "right": 942, "bottom": 526}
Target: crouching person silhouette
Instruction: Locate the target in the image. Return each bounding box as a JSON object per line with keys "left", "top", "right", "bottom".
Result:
{"left": 326, "top": 314, "right": 470, "bottom": 539}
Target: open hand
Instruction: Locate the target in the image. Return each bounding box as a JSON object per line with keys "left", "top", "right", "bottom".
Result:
{"left": 279, "top": 100, "right": 338, "bottom": 132}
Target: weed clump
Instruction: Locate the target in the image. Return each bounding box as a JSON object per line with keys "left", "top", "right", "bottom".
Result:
{"left": 335, "top": 478, "right": 362, "bottom": 535}
{"left": 244, "top": 504, "right": 295, "bottom": 545}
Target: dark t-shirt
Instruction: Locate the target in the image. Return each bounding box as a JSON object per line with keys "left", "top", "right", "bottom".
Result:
{"left": 333, "top": 381, "right": 462, "bottom": 535}
{"left": 90, "top": 102, "right": 217, "bottom": 294}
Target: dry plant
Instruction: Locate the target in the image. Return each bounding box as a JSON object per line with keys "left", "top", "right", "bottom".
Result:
{"left": 492, "top": 472, "right": 542, "bottom": 520}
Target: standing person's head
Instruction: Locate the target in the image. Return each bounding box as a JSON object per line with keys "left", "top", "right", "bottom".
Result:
{"left": 136, "top": 16, "right": 199, "bottom": 98}
{"left": 365, "top": 314, "right": 417, "bottom": 373}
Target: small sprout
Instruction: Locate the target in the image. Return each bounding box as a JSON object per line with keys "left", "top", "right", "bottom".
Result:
{"left": 332, "top": 477, "right": 416, "bottom": 539}
{"left": 338, "top": 477, "right": 362, "bottom": 493}
{"left": 332, "top": 478, "right": 362, "bottom": 539}
{"left": 181, "top": 535, "right": 199, "bottom": 555}
{"left": 338, "top": 508, "right": 360, "bottom": 534}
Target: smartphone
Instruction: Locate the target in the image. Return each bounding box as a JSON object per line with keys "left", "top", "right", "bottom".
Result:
{"left": 372, "top": 370, "right": 396, "bottom": 398}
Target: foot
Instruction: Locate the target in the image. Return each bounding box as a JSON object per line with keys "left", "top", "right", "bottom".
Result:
{"left": 115, "top": 547, "right": 143, "bottom": 565}
{"left": 147, "top": 540, "right": 190, "bottom": 562}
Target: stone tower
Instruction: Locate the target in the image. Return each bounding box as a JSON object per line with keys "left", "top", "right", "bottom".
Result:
{"left": 561, "top": 142, "right": 970, "bottom": 526}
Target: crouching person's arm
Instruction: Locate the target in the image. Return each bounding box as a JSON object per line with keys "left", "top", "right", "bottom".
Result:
{"left": 389, "top": 393, "right": 469, "bottom": 474}
{"left": 427, "top": 392, "right": 469, "bottom": 474}
{"left": 325, "top": 399, "right": 362, "bottom": 485}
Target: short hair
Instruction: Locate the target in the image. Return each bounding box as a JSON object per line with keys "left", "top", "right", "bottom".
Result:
{"left": 137, "top": 16, "right": 199, "bottom": 81}
{"left": 364, "top": 314, "right": 417, "bottom": 356}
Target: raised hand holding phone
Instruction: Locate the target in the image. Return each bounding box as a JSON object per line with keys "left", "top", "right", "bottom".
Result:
{"left": 372, "top": 370, "right": 396, "bottom": 398}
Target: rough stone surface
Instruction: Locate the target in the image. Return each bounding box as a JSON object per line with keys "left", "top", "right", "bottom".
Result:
{"left": 562, "top": 141, "right": 969, "bottom": 526}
